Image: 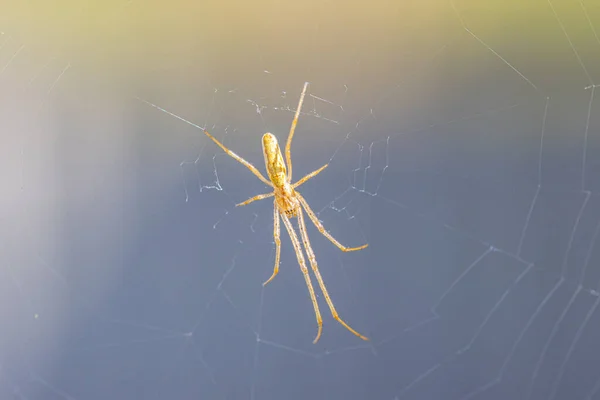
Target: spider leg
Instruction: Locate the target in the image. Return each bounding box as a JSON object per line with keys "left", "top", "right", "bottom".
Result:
{"left": 280, "top": 213, "right": 324, "bottom": 343}
{"left": 297, "top": 209, "right": 369, "bottom": 342}
{"left": 263, "top": 205, "right": 281, "bottom": 286}
{"left": 236, "top": 192, "right": 274, "bottom": 207}
{"left": 284, "top": 82, "right": 309, "bottom": 182}
{"left": 203, "top": 129, "right": 273, "bottom": 187}
{"left": 297, "top": 193, "right": 369, "bottom": 252}
{"left": 292, "top": 164, "right": 328, "bottom": 189}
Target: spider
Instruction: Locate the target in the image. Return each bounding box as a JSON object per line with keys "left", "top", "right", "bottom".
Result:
{"left": 202, "top": 82, "right": 369, "bottom": 344}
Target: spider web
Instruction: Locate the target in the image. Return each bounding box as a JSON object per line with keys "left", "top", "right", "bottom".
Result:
{"left": 1, "top": 0, "right": 600, "bottom": 399}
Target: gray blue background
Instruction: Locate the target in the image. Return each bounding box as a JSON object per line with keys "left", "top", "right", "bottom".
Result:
{"left": 1, "top": 0, "right": 600, "bottom": 399}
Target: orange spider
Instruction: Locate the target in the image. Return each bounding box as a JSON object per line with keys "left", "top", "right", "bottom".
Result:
{"left": 203, "top": 82, "right": 369, "bottom": 343}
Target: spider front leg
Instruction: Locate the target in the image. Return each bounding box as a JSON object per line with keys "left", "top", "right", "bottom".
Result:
{"left": 263, "top": 206, "right": 281, "bottom": 286}
{"left": 280, "top": 212, "right": 324, "bottom": 343}
{"left": 297, "top": 193, "right": 368, "bottom": 252}
{"left": 297, "top": 208, "right": 369, "bottom": 342}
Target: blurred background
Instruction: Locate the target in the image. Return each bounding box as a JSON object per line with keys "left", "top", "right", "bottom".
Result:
{"left": 1, "top": 0, "right": 600, "bottom": 399}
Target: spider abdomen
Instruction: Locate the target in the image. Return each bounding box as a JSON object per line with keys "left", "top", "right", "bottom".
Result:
{"left": 262, "top": 133, "right": 287, "bottom": 188}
